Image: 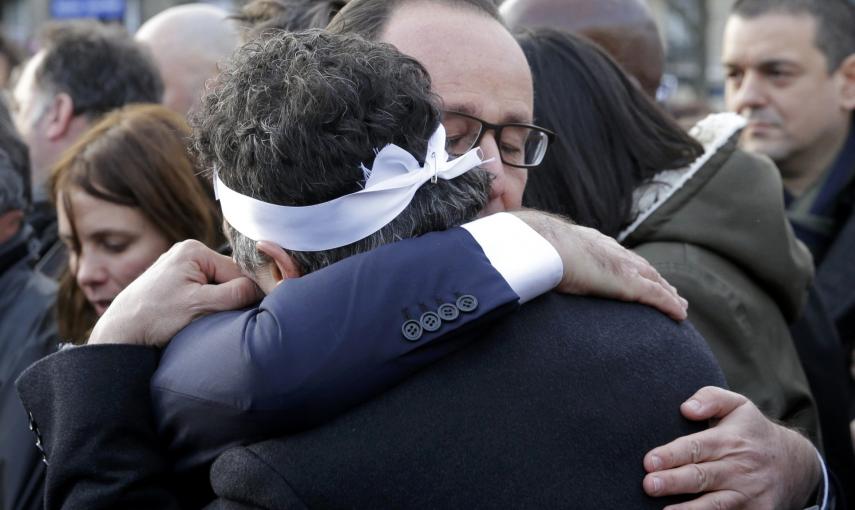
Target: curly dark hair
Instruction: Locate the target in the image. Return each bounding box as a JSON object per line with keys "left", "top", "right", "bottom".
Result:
{"left": 35, "top": 20, "right": 163, "bottom": 118}
{"left": 193, "top": 29, "right": 488, "bottom": 275}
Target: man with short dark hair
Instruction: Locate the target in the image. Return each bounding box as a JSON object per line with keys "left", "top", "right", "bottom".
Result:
{"left": 723, "top": 0, "right": 855, "bottom": 500}
{"left": 10, "top": 20, "right": 163, "bottom": 277}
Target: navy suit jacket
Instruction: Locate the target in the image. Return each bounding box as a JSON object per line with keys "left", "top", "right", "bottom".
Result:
{"left": 152, "top": 227, "right": 520, "bottom": 475}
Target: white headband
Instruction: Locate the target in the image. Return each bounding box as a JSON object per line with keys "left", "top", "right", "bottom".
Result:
{"left": 214, "top": 124, "right": 490, "bottom": 251}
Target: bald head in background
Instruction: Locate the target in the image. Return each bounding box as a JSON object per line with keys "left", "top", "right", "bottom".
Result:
{"left": 500, "top": 0, "right": 664, "bottom": 98}
{"left": 135, "top": 3, "right": 240, "bottom": 116}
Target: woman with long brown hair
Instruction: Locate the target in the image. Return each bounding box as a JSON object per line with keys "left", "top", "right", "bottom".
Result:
{"left": 50, "top": 103, "right": 221, "bottom": 342}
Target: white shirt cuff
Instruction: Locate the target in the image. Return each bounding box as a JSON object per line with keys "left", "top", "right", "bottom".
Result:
{"left": 461, "top": 212, "right": 563, "bottom": 303}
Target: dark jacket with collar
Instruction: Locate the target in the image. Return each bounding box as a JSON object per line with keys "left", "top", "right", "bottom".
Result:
{"left": 620, "top": 114, "right": 855, "bottom": 504}
{"left": 807, "top": 125, "right": 855, "bottom": 505}
{"left": 620, "top": 114, "right": 819, "bottom": 442}
{"left": 0, "top": 225, "right": 57, "bottom": 510}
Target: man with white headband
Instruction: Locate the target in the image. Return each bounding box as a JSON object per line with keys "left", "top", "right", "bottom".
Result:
{"left": 17, "top": 29, "right": 723, "bottom": 508}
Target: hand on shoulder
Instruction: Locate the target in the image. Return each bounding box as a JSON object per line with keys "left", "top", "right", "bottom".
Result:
{"left": 643, "top": 386, "right": 822, "bottom": 510}
{"left": 510, "top": 210, "right": 688, "bottom": 320}
{"left": 88, "top": 240, "right": 263, "bottom": 348}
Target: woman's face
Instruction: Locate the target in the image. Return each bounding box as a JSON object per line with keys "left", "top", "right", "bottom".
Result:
{"left": 57, "top": 186, "right": 172, "bottom": 316}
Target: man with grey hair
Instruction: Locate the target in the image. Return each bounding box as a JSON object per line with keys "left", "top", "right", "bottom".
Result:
{"left": 135, "top": 3, "right": 240, "bottom": 116}
{"left": 0, "top": 102, "right": 56, "bottom": 510}
{"left": 10, "top": 20, "right": 163, "bottom": 278}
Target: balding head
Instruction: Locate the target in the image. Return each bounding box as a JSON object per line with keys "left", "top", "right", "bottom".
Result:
{"left": 500, "top": 0, "right": 664, "bottom": 98}
{"left": 136, "top": 3, "right": 240, "bottom": 116}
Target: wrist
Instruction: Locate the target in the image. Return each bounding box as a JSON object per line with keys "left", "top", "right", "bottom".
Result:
{"left": 508, "top": 209, "right": 569, "bottom": 247}
{"left": 780, "top": 427, "right": 822, "bottom": 509}
{"left": 88, "top": 316, "right": 136, "bottom": 345}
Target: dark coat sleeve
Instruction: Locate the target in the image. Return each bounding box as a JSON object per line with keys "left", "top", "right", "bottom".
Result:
{"left": 15, "top": 345, "right": 183, "bottom": 510}
{"left": 152, "top": 226, "right": 521, "bottom": 473}
{"left": 0, "top": 312, "right": 55, "bottom": 510}
{"left": 790, "top": 286, "right": 855, "bottom": 509}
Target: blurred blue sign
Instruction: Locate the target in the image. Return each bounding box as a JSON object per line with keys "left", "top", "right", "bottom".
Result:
{"left": 51, "top": 0, "right": 126, "bottom": 20}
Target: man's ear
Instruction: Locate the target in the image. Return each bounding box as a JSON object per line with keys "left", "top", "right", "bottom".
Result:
{"left": 838, "top": 54, "right": 855, "bottom": 110}
{"left": 44, "top": 93, "right": 75, "bottom": 141}
{"left": 256, "top": 240, "right": 302, "bottom": 286}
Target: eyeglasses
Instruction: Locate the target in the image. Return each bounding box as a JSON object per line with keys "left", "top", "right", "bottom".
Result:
{"left": 441, "top": 111, "right": 555, "bottom": 168}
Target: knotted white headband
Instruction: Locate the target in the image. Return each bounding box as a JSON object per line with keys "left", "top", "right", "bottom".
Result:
{"left": 214, "top": 124, "right": 489, "bottom": 251}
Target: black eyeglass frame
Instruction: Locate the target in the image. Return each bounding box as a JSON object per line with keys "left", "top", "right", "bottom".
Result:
{"left": 442, "top": 110, "right": 556, "bottom": 168}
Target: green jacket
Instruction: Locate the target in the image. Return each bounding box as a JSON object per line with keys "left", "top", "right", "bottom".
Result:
{"left": 620, "top": 113, "right": 819, "bottom": 443}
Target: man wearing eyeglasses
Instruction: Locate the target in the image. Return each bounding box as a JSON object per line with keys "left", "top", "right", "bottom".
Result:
{"left": 443, "top": 110, "right": 554, "bottom": 213}
{"left": 356, "top": 1, "right": 550, "bottom": 217}
{"left": 327, "top": 1, "right": 829, "bottom": 508}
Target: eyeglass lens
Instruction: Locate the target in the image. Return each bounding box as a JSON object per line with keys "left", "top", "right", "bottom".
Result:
{"left": 442, "top": 113, "right": 549, "bottom": 167}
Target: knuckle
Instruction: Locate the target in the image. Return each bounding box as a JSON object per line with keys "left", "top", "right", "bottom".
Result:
{"left": 618, "top": 259, "right": 638, "bottom": 277}
{"left": 711, "top": 496, "right": 730, "bottom": 510}
{"left": 173, "top": 239, "right": 194, "bottom": 253}
{"left": 691, "top": 464, "right": 709, "bottom": 492}
{"left": 741, "top": 448, "right": 766, "bottom": 473}
{"left": 689, "top": 439, "right": 703, "bottom": 464}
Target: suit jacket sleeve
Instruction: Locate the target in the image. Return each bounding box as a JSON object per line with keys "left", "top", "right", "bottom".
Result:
{"left": 15, "top": 345, "right": 183, "bottom": 510}
{"left": 152, "top": 226, "right": 521, "bottom": 473}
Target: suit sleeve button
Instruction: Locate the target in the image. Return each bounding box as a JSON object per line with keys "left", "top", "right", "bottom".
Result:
{"left": 402, "top": 320, "right": 423, "bottom": 341}
{"left": 438, "top": 303, "right": 459, "bottom": 321}
{"left": 420, "top": 311, "right": 442, "bottom": 332}
{"left": 456, "top": 294, "right": 479, "bottom": 313}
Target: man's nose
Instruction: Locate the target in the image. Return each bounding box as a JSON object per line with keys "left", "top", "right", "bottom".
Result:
{"left": 478, "top": 132, "right": 506, "bottom": 196}
{"left": 728, "top": 71, "right": 768, "bottom": 114}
